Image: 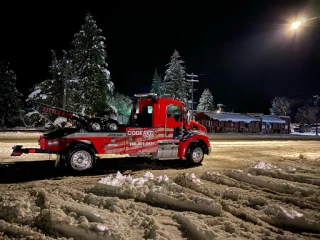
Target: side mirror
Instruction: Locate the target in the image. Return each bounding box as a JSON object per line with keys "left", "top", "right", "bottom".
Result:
{"left": 187, "top": 110, "right": 191, "bottom": 123}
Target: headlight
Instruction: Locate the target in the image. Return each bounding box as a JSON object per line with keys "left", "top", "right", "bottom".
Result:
{"left": 47, "top": 141, "right": 53, "bottom": 146}
{"left": 53, "top": 139, "right": 59, "bottom": 146}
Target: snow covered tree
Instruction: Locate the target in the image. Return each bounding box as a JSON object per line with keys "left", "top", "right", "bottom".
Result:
{"left": 71, "top": 12, "right": 113, "bottom": 115}
{"left": 150, "top": 69, "right": 164, "bottom": 96}
{"left": 27, "top": 50, "right": 71, "bottom": 109}
{"left": 295, "top": 104, "right": 316, "bottom": 124}
{"left": 163, "top": 50, "right": 190, "bottom": 106}
{"left": 0, "top": 61, "right": 23, "bottom": 126}
{"left": 270, "top": 96, "right": 290, "bottom": 116}
{"left": 197, "top": 89, "right": 214, "bottom": 111}
{"left": 110, "top": 92, "right": 132, "bottom": 116}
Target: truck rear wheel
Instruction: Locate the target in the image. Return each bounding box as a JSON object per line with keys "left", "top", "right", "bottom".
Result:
{"left": 66, "top": 144, "right": 95, "bottom": 171}
{"left": 185, "top": 143, "right": 204, "bottom": 165}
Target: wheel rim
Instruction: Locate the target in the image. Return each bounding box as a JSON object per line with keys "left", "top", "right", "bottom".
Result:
{"left": 192, "top": 147, "right": 203, "bottom": 163}
{"left": 70, "top": 150, "right": 92, "bottom": 171}
{"left": 91, "top": 122, "right": 101, "bottom": 131}
{"left": 109, "top": 122, "right": 118, "bottom": 131}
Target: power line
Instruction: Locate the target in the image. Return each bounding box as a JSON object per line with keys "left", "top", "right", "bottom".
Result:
{"left": 198, "top": 64, "right": 230, "bottom": 76}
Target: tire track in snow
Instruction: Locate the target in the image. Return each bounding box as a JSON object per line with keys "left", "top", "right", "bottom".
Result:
{"left": 249, "top": 168, "right": 320, "bottom": 187}
{"left": 1, "top": 168, "right": 320, "bottom": 239}
{"left": 173, "top": 170, "right": 320, "bottom": 236}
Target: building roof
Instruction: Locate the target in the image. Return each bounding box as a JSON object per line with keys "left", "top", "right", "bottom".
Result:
{"left": 203, "top": 112, "right": 258, "bottom": 123}
{"left": 262, "top": 116, "right": 286, "bottom": 123}
{"left": 196, "top": 111, "right": 288, "bottom": 124}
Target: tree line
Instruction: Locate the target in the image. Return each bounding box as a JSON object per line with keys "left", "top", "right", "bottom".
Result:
{"left": 0, "top": 13, "right": 318, "bottom": 127}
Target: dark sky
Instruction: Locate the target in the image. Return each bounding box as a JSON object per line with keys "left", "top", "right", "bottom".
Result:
{"left": 1, "top": 1, "right": 320, "bottom": 114}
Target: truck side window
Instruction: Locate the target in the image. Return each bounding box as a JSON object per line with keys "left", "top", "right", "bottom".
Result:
{"left": 167, "top": 105, "right": 182, "bottom": 122}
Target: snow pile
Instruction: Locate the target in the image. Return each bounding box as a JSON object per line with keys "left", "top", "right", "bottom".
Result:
{"left": 98, "top": 171, "right": 155, "bottom": 188}
{"left": 94, "top": 171, "right": 164, "bottom": 199}
{"left": 251, "top": 161, "right": 296, "bottom": 173}
{"left": 91, "top": 171, "right": 222, "bottom": 216}
{"left": 262, "top": 205, "right": 320, "bottom": 232}
{"left": 252, "top": 161, "right": 279, "bottom": 170}
{"left": 174, "top": 172, "right": 203, "bottom": 186}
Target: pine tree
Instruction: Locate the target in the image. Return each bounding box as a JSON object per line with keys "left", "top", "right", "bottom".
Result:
{"left": 0, "top": 61, "right": 23, "bottom": 126}
{"left": 71, "top": 12, "right": 113, "bottom": 115}
{"left": 110, "top": 92, "right": 132, "bottom": 116}
{"left": 295, "top": 104, "right": 316, "bottom": 124}
{"left": 150, "top": 69, "right": 164, "bottom": 96}
{"left": 197, "top": 89, "right": 214, "bottom": 111}
{"left": 270, "top": 96, "right": 290, "bottom": 116}
{"left": 27, "top": 50, "right": 71, "bottom": 109}
{"left": 163, "top": 50, "right": 190, "bottom": 105}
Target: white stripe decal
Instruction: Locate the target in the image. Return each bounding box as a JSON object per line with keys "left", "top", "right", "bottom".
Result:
{"left": 64, "top": 132, "right": 127, "bottom": 138}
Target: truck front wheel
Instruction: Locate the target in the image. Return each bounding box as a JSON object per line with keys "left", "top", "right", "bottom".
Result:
{"left": 185, "top": 143, "right": 204, "bottom": 165}
{"left": 66, "top": 144, "right": 95, "bottom": 171}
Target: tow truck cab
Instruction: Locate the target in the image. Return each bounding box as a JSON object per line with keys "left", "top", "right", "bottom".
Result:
{"left": 132, "top": 93, "right": 206, "bottom": 134}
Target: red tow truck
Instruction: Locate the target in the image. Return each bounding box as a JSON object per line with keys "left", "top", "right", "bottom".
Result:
{"left": 11, "top": 93, "right": 211, "bottom": 171}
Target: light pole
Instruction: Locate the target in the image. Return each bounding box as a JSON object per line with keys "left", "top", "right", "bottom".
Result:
{"left": 290, "top": 18, "right": 319, "bottom": 136}
{"left": 314, "top": 95, "right": 319, "bottom": 136}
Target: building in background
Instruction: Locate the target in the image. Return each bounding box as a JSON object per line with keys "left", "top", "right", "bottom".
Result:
{"left": 193, "top": 111, "right": 290, "bottom": 134}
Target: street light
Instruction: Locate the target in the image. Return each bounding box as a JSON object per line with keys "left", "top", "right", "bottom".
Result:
{"left": 217, "top": 104, "right": 223, "bottom": 113}
{"left": 291, "top": 21, "right": 301, "bottom": 30}
{"left": 289, "top": 17, "right": 312, "bottom": 30}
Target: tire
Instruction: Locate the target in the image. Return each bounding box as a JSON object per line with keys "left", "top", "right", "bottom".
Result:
{"left": 105, "top": 120, "right": 119, "bottom": 132}
{"left": 66, "top": 144, "right": 95, "bottom": 171}
{"left": 185, "top": 143, "right": 204, "bottom": 165}
{"left": 89, "top": 120, "right": 103, "bottom": 132}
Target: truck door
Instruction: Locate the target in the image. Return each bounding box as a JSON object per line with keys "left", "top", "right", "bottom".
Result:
{"left": 141, "top": 128, "right": 158, "bottom": 153}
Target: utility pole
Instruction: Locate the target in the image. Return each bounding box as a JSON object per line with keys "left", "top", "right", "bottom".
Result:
{"left": 314, "top": 95, "right": 320, "bottom": 136}
{"left": 62, "top": 61, "right": 69, "bottom": 110}
{"left": 186, "top": 73, "right": 199, "bottom": 120}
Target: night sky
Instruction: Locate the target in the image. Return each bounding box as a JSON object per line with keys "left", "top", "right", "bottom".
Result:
{"left": 1, "top": 1, "right": 320, "bottom": 114}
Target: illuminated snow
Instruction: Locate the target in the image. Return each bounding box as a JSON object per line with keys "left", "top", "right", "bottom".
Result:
{"left": 252, "top": 161, "right": 278, "bottom": 170}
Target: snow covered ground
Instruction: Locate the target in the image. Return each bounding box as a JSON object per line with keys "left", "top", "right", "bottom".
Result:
{"left": 1, "top": 160, "right": 320, "bottom": 239}
{"left": 0, "top": 133, "right": 320, "bottom": 239}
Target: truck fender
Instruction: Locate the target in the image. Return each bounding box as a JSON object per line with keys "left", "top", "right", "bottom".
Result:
{"left": 64, "top": 140, "right": 96, "bottom": 155}
{"left": 178, "top": 134, "right": 211, "bottom": 159}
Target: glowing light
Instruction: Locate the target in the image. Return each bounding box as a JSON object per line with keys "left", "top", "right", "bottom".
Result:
{"left": 291, "top": 21, "right": 301, "bottom": 30}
